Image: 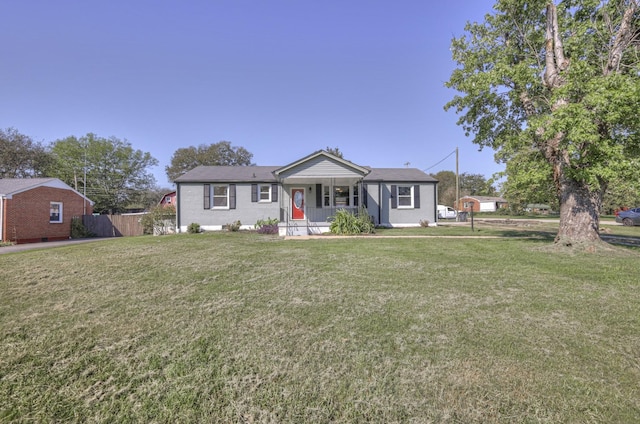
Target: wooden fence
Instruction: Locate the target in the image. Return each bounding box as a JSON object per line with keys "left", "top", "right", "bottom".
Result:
{"left": 83, "top": 214, "right": 145, "bottom": 237}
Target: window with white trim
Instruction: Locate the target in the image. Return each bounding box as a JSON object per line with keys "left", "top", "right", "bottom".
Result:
{"left": 259, "top": 184, "right": 271, "bottom": 202}
{"left": 323, "top": 185, "right": 331, "bottom": 207}
{"left": 397, "top": 185, "right": 413, "bottom": 208}
{"left": 334, "top": 185, "right": 350, "bottom": 207}
{"left": 212, "top": 185, "right": 229, "bottom": 208}
{"left": 50, "top": 202, "right": 63, "bottom": 223}
{"left": 321, "top": 184, "right": 360, "bottom": 208}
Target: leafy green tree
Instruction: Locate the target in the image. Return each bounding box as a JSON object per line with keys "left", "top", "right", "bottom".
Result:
{"left": 446, "top": 0, "right": 640, "bottom": 247}
{"left": 166, "top": 141, "right": 253, "bottom": 182}
{"left": 0, "top": 128, "right": 52, "bottom": 178}
{"left": 602, "top": 174, "right": 640, "bottom": 214}
{"left": 431, "top": 170, "right": 497, "bottom": 206}
{"left": 48, "top": 134, "right": 158, "bottom": 214}
{"left": 431, "top": 170, "right": 457, "bottom": 206}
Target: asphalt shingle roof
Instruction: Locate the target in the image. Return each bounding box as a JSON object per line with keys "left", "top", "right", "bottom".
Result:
{"left": 0, "top": 178, "right": 57, "bottom": 195}
{"left": 174, "top": 165, "right": 437, "bottom": 183}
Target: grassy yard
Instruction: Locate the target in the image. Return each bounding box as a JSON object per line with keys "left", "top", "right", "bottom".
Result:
{"left": 1, "top": 227, "right": 639, "bottom": 423}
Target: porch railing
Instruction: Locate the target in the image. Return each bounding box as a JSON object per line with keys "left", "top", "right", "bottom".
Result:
{"left": 281, "top": 206, "right": 362, "bottom": 234}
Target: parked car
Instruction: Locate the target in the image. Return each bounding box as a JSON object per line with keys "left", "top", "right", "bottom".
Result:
{"left": 615, "top": 207, "right": 640, "bottom": 226}
{"left": 437, "top": 205, "right": 457, "bottom": 219}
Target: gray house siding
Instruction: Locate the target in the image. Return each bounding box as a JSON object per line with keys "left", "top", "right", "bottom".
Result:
{"left": 177, "top": 182, "right": 280, "bottom": 232}
{"left": 174, "top": 151, "right": 439, "bottom": 234}
{"left": 373, "top": 182, "right": 436, "bottom": 227}
{"left": 278, "top": 156, "right": 365, "bottom": 179}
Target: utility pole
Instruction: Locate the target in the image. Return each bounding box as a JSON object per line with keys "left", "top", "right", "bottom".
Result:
{"left": 455, "top": 147, "right": 459, "bottom": 214}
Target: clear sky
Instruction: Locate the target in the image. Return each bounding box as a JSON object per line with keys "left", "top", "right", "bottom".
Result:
{"left": 1, "top": 0, "right": 500, "bottom": 189}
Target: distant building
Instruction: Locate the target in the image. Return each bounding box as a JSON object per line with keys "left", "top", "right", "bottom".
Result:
{"left": 159, "top": 191, "right": 176, "bottom": 208}
{"left": 456, "top": 196, "right": 508, "bottom": 213}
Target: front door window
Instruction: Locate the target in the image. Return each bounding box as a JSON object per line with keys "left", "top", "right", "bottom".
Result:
{"left": 291, "top": 188, "right": 305, "bottom": 220}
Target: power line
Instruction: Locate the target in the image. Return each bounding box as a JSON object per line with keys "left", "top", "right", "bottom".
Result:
{"left": 423, "top": 149, "right": 457, "bottom": 172}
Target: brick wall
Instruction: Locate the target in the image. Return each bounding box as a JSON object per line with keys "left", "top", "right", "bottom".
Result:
{"left": 5, "top": 186, "right": 93, "bottom": 244}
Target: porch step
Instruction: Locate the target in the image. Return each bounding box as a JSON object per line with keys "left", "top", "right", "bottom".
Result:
{"left": 288, "top": 224, "right": 308, "bottom": 236}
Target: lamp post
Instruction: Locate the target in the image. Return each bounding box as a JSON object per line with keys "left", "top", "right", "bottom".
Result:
{"left": 83, "top": 138, "right": 87, "bottom": 215}
{"left": 469, "top": 201, "right": 475, "bottom": 232}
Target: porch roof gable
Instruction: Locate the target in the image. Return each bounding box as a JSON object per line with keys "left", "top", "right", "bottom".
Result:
{"left": 273, "top": 150, "right": 370, "bottom": 180}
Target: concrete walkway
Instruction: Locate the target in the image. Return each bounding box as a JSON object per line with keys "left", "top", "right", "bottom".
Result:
{"left": 0, "top": 238, "right": 112, "bottom": 255}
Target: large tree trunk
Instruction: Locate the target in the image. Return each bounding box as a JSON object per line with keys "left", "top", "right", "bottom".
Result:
{"left": 554, "top": 174, "right": 602, "bottom": 246}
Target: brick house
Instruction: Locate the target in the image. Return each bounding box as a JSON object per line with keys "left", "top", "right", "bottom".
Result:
{"left": 456, "top": 195, "right": 508, "bottom": 213}
{"left": 0, "top": 178, "right": 94, "bottom": 244}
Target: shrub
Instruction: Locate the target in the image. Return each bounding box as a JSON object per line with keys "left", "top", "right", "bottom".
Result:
{"left": 226, "top": 220, "right": 241, "bottom": 232}
{"left": 329, "top": 208, "right": 375, "bottom": 235}
{"left": 187, "top": 223, "right": 201, "bottom": 234}
{"left": 70, "top": 216, "right": 95, "bottom": 238}
{"left": 255, "top": 217, "right": 279, "bottom": 234}
{"left": 419, "top": 219, "right": 430, "bottom": 227}
{"left": 141, "top": 205, "right": 176, "bottom": 235}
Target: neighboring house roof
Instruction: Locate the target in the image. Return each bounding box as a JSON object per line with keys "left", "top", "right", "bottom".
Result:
{"left": 460, "top": 195, "right": 507, "bottom": 203}
{"left": 175, "top": 166, "right": 280, "bottom": 183}
{"left": 0, "top": 178, "right": 94, "bottom": 204}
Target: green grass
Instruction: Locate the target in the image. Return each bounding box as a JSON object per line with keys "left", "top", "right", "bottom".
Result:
{"left": 1, "top": 230, "right": 640, "bottom": 423}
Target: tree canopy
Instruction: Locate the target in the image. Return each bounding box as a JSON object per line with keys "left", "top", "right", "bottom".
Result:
{"left": 431, "top": 170, "right": 497, "bottom": 206}
{"left": 0, "top": 128, "right": 51, "bottom": 178}
{"left": 166, "top": 141, "right": 253, "bottom": 182}
{"left": 446, "top": 0, "right": 640, "bottom": 247}
{"left": 48, "top": 134, "right": 158, "bottom": 214}
{"left": 325, "top": 146, "right": 344, "bottom": 158}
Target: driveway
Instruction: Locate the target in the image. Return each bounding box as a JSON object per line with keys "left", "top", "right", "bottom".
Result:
{"left": 0, "top": 238, "right": 112, "bottom": 255}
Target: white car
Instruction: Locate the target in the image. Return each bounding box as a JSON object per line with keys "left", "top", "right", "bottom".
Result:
{"left": 437, "top": 205, "right": 457, "bottom": 219}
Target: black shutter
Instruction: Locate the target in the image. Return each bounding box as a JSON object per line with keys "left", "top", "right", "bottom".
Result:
{"left": 391, "top": 185, "right": 397, "bottom": 209}
{"left": 203, "top": 184, "right": 210, "bottom": 209}
{"left": 271, "top": 184, "right": 278, "bottom": 202}
{"left": 362, "top": 184, "right": 368, "bottom": 208}
{"left": 316, "top": 184, "right": 322, "bottom": 207}
{"left": 414, "top": 185, "right": 420, "bottom": 209}
{"left": 229, "top": 184, "right": 236, "bottom": 209}
{"left": 251, "top": 184, "right": 258, "bottom": 202}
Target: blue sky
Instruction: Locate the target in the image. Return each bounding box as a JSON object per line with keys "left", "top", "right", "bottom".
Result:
{"left": 1, "top": 0, "right": 500, "bottom": 189}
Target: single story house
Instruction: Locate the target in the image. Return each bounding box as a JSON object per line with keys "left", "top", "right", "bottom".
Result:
{"left": 0, "top": 178, "right": 94, "bottom": 244}
{"left": 174, "top": 150, "right": 439, "bottom": 235}
{"left": 456, "top": 195, "right": 508, "bottom": 213}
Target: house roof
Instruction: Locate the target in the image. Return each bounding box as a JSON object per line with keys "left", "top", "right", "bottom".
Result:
{"left": 364, "top": 168, "right": 437, "bottom": 183}
{"left": 460, "top": 195, "right": 507, "bottom": 203}
{"left": 0, "top": 178, "right": 57, "bottom": 195}
{"left": 0, "top": 178, "right": 95, "bottom": 203}
{"left": 175, "top": 166, "right": 280, "bottom": 183}
{"left": 174, "top": 152, "right": 437, "bottom": 184}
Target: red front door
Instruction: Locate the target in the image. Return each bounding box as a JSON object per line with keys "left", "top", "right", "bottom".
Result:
{"left": 291, "top": 188, "right": 305, "bottom": 220}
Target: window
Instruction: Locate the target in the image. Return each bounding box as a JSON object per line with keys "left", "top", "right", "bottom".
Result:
{"left": 259, "top": 184, "right": 271, "bottom": 202}
{"left": 334, "top": 185, "right": 350, "bottom": 207}
{"left": 321, "top": 184, "right": 360, "bottom": 208}
{"left": 397, "top": 185, "right": 413, "bottom": 208}
{"left": 50, "top": 202, "right": 63, "bottom": 223}
{"left": 204, "top": 184, "right": 235, "bottom": 209}
{"left": 353, "top": 185, "right": 359, "bottom": 207}
{"left": 323, "top": 185, "right": 331, "bottom": 207}
{"left": 212, "top": 185, "right": 229, "bottom": 208}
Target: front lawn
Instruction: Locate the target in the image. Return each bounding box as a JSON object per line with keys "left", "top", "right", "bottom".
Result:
{"left": 1, "top": 231, "right": 639, "bottom": 423}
